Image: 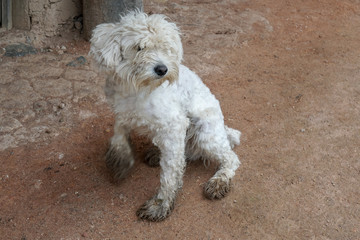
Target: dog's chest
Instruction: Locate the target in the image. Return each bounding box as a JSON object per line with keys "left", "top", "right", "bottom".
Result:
{"left": 114, "top": 87, "right": 187, "bottom": 129}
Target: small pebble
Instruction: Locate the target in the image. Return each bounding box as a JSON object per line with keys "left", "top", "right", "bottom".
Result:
{"left": 75, "top": 22, "right": 82, "bottom": 30}
{"left": 58, "top": 103, "right": 66, "bottom": 109}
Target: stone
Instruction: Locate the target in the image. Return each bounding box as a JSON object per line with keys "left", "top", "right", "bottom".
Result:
{"left": 78, "top": 110, "right": 98, "bottom": 120}
{"left": 10, "top": 109, "right": 36, "bottom": 123}
{"left": 33, "top": 78, "right": 72, "bottom": 97}
{"left": 73, "top": 81, "right": 105, "bottom": 103}
{"left": 0, "top": 117, "right": 23, "bottom": 133}
{"left": 7, "top": 79, "right": 33, "bottom": 95}
{"left": 64, "top": 69, "right": 97, "bottom": 81}
{"left": 0, "top": 72, "right": 14, "bottom": 84}
{"left": 4, "top": 43, "right": 37, "bottom": 57}
{"left": 0, "top": 134, "right": 17, "bottom": 151}
{"left": 66, "top": 56, "right": 86, "bottom": 67}
{"left": 19, "top": 66, "right": 63, "bottom": 79}
{"left": 74, "top": 21, "right": 82, "bottom": 30}
{"left": 19, "top": 109, "right": 36, "bottom": 122}
{"left": 0, "top": 100, "right": 22, "bottom": 109}
{"left": 0, "top": 79, "right": 41, "bottom": 109}
{"left": 33, "top": 100, "right": 48, "bottom": 113}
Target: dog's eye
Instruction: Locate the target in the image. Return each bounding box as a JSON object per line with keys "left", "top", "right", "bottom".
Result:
{"left": 137, "top": 46, "right": 143, "bottom": 52}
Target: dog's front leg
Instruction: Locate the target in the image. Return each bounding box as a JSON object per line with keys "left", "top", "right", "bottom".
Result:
{"left": 106, "top": 120, "right": 134, "bottom": 180}
{"left": 137, "top": 127, "right": 187, "bottom": 221}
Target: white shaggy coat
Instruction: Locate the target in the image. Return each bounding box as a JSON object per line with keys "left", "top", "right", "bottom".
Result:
{"left": 90, "top": 11, "right": 241, "bottom": 221}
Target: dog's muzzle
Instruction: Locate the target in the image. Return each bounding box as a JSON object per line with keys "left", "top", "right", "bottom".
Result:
{"left": 154, "top": 64, "right": 168, "bottom": 77}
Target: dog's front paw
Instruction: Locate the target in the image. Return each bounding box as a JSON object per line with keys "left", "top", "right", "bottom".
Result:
{"left": 204, "top": 177, "right": 231, "bottom": 200}
{"left": 106, "top": 146, "right": 134, "bottom": 180}
{"left": 136, "top": 197, "right": 174, "bottom": 221}
{"left": 144, "top": 146, "right": 161, "bottom": 167}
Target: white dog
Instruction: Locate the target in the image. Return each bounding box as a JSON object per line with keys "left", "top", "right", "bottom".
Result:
{"left": 90, "top": 11, "right": 241, "bottom": 221}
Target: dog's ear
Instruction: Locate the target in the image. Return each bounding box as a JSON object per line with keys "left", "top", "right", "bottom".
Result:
{"left": 89, "top": 23, "right": 123, "bottom": 69}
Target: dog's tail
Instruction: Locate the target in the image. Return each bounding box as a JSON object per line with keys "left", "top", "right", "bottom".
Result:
{"left": 225, "top": 126, "right": 241, "bottom": 149}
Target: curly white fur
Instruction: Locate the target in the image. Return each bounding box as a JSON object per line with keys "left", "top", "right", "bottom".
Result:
{"left": 90, "top": 11, "right": 241, "bottom": 221}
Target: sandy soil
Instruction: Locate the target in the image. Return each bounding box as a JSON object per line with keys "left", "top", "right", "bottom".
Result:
{"left": 1, "top": 0, "right": 359, "bottom": 239}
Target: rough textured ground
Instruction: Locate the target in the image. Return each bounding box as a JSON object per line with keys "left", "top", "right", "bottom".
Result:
{"left": 1, "top": 0, "right": 360, "bottom": 239}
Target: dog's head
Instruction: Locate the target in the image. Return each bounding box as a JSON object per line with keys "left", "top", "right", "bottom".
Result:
{"left": 90, "top": 11, "right": 183, "bottom": 91}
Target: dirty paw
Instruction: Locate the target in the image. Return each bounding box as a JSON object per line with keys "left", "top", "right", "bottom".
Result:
{"left": 106, "top": 146, "right": 134, "bottom": 180}
{"left": 136, "top": 197, "right": 174, "bottom": 221}
{"left": 144, "top": 146, "right": 161, "bottom": 167}
{"left": 204, "top": 177, "right": 231, "bottom": 200}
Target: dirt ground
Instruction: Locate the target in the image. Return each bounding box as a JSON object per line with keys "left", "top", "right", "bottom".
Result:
{"left": 1, "top": 0, "right": 360, "bottom": 239}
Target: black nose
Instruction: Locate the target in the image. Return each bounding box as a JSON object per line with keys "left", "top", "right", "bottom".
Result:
{"left": 154, "top": 64, "right": 168, "bottom": 76}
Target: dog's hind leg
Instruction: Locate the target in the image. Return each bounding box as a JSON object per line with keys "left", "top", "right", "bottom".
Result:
{"left": 106, "top": 119, "right": 134, "bottom": 180}
{"left": 203, "top": 148, "right": 240, "bottom": 199}
{"left": 192, "top": 117, "right": 241, "bottom": 199}
{"left": 144, "top": 145, "right": 161, "bottom": 167}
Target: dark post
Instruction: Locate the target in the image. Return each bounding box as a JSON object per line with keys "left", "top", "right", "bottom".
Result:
{"left": 1, "top": 0, "right": 12, "bottom": 29}
{"left": 83, "top": 0, "right": 143, "bottom": 41}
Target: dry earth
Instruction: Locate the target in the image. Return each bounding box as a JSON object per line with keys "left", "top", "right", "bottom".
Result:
{"left": 0, "top": 0, "right": 359, "bottom": 239}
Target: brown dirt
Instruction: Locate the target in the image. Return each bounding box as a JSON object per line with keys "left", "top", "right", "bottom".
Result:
{"left": 1, "top": 0, "right": 360, "bottom": 239}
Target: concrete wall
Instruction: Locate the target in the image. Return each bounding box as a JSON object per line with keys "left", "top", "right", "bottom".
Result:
{"left": 8, "top": 0, "right": 142, "bottom": 44}
{"left": 12, "top": 0, "right": 30, "bottom": 30}
{"left": 28, "top": 0, "right": 82, "bottom": 37}
{"left": 5, "top": 0, "right": 82, "bottom": 39}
